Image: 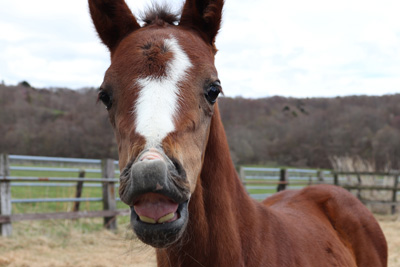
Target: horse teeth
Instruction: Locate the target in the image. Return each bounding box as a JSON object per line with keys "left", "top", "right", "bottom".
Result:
{"left": 139, "top": 215, "right": 156, "bottom": 224}
{"left": 157, "top": 213, "right": 175, "bottom": 223}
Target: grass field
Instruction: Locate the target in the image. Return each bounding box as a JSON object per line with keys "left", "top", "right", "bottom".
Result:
{"left": 0, "top": 216, "right": 398, "bottom": 267}
{"left": 0, "top": 218, "right": 157, "bottom": 267}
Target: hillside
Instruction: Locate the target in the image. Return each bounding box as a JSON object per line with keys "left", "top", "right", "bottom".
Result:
{"left": 1, "top": 83, "right": 399, "bottom": 170}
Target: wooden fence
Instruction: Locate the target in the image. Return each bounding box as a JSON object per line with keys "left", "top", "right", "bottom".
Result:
{"left": 1, "top": 154, "right": 400, "bottom": 237}
{"left": 333, "top": 171, "right": 400, "bottom": 214}
{"left": 0, "top": 154, "right": 129, "bottom": 237}
{"left": 240, "top": 166, "right": 400, "bottom": 214}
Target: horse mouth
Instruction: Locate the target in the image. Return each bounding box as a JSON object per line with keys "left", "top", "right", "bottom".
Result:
{"left": 120, "top": 148, "right": 191, "bottom": 248}
{"left": 133, "top": 193, "right": 181, "bottom": 224}
{"left": 130, "top": 195, "right": 189, "bottom": 248}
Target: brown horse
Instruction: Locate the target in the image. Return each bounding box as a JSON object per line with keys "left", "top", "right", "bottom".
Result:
{"left": 89, "top": 0, "right": 388, "bottom": 266}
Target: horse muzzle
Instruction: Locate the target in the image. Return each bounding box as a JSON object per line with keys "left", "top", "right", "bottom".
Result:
{"left": 119, "top": 148, "right": 191, "bottom": 248}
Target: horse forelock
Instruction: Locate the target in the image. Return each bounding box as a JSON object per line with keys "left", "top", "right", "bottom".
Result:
{"left": 140, "top": 3, "right": 180, "bottom": 26}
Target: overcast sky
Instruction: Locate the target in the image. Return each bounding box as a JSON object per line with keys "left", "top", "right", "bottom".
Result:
{"left": 1, "top": 0, "right": 400, "bottom": 98}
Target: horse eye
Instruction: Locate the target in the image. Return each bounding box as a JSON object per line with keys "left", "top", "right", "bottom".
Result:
{"left": 98, "top": 90, "right": 112, "bottom": 110}
{"left": 205, "top": 81, "right": 221, "bottom": 104}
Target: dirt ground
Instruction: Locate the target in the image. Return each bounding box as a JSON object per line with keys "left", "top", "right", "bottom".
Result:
{"left": 379, "top": 216, "right": 400, "bottom": 267}
{"left": 0, "top": 219, "right": 157, "bottom": 267}
{"left": 0, "top": 216, "right": 399, "bottom": 267}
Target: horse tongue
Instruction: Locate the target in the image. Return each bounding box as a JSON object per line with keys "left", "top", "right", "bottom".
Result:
{"left": 134, "top": 193, "right": 179, "bottom": 224}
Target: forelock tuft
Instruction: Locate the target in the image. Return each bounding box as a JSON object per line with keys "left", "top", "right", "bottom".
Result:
{"left": 140, "top": 3, "right": 180, "bottom": 26}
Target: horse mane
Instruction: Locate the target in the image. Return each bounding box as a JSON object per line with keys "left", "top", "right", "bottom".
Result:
{"left": 140, "top": 3, "right": 180, "bottom": 26}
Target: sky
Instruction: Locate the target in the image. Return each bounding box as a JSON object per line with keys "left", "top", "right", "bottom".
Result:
{"left": 1, "top": 0, "right": 400, "bottom": 98}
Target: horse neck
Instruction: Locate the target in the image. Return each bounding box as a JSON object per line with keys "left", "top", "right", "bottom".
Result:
{"left": 157, "top": 105, "right": 259, "bottom": 266}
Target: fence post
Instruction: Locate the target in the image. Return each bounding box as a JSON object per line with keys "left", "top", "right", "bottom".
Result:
{"left": 356, "top": 174, "right": 362, "bottom": 200}
{"left": 277, "top": 168, "right": 288, "bottom": 192}
{"left": 0, "top": 154, "right": 12, "bottom": 237}
{"left": 333, "top": 173, "right": 339, "bottom": 186}
{"left": 317, "top": 170, "right": 324, "bottom": 182}
{"left": 73, "top": 170, "right": 85, "bottom": 212}
{"left": 392, "top": 174, "right": 399, "bottom": 215}
{"left": 102, "top": 159, "right": 117, "bottom": 230}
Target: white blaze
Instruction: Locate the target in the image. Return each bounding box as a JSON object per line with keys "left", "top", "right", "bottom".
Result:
{"left": 134, "top": 37, "right": 192, "bottom": 148}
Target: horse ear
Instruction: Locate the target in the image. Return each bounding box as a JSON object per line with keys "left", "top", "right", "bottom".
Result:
{"left": 88, "top": 0, "right": 141, "bottom": 53}
{"left": 179, "top": 0, "right": 224, "bottom": 49}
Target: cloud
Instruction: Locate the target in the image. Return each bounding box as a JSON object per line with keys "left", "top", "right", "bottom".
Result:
{"left": 0, "top": 0, "right": 110, "bottom": 88}
{"left": 215, "top": 0, "right": 400, "bottom": 98}
{"left": 1, "top": 0, "right": 400, "bottom": 98}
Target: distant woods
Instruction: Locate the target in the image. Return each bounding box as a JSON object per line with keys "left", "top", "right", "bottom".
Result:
{"left": 0, "top": 84, "right": 117, "bottom": 160}
{"left": 1, "top": 84, "right": 399, "bottom": 170}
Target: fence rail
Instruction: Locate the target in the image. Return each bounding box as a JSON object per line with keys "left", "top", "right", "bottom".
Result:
{"left": 10, "top": 182, "right": 115, "bottom": 188}
{"left": 9, "top": 154, "right": 119, "bottom": 165}
{"left": 4, "top": 176, "right": 119, "bottom": 182}
{"left": 10, "top": 166, "right": 120, "bottom": 174}
{"left": 1, "top": 154, "right": 400, "bottom": 237}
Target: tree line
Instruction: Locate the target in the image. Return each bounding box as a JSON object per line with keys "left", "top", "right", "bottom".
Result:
{"left": 1, "top": 83, "right": 399, "bottom": 170}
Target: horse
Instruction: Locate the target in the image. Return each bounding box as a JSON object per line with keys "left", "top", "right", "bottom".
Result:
{"left": 88, "top": 0, "right": 388, "bottom": 266}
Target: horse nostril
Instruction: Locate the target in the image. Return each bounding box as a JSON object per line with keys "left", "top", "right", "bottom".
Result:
{"left": 171, "top": 158, "right": 186, "bottom": 178}
{"left": 173, "top": 160, "right": 179, "bottom": 171}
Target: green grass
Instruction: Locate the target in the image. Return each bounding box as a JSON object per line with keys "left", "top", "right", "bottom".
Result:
{"left": 9, "top": 166, "right": 127, "bottom": 214}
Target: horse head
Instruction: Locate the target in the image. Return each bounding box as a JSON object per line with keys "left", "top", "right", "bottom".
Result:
{"left": 89, "top": 0, "right": 224, "bottom": 248}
